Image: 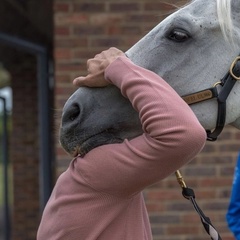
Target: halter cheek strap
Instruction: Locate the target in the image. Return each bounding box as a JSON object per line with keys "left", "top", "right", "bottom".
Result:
{"left": 182, "top": 55, "right": 240, "bottom": 141}
{"left": 175, "top": 56, "right": 240, "bottom": 240}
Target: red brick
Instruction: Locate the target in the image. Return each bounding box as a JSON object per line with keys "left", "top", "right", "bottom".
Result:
{"left": 144, "top": 2, "right": 178, "bottom": 11}
{"left": 55, "top": 49, "right": 72, "bottom": 60}
{"left": 146, "top": 202, "right": 165, "bottom": 213}
{"left": 55, "top": 13, "right": 89, "bottom": 25}
{"left": 90, "top": 37, "right": 123, "bottom": 48}
{"left": 55, "top": 37, "right": 88, "bottom": 48}
{"left": 167, "top": 225, "right": 199, "bottom": 235}
{"left": 55, "top": 73, "right": 72, "bottom": 83}
{"left": 74, "top": 48, "right": 95, "bottom": 56}
{"left": 73, "top": 3, "right": 105, "bottom": 12}
{"left": 200, "top": 177, "right": 233, "bottom": 187}
{"left": 107, "top": 25, "right": 142, "bottom": 35}
{"left": 55, "top": 86, "right": 74, "bottom": 95}
{"left": 11, "top": 69, "right": 40, "bottom": 240}
{"left": 236, "top": 131, "right": 240, "bottom": 139}
{"left": 89, "top": 14, "right": 123, "bottom": 25}
{"left": 54, "top": 26, "right": 70, "bottom": 36}
{"left": 73, "top": 25, "right": 105, "bottom": 36}
{"left": 109, "top": 3, "right": 140, "bottom": 12}
{"left": 146, "top": 190, "right": 181, "bottom": 201}
{"left": 126, "top": 13, "right": 159, "bottom": 23}
{"left": 54, "top": 3, "right": 70, "bottom": 12}
{"left": 55, "top": 62, "right": 86, "bottom": 72}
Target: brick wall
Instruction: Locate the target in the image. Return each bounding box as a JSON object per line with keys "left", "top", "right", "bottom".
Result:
{"left": 53, "top": 0, "right": 239, "bottom": 239}
{"left": 10, "top": 55, "right": 40, "bottom": 240}
{"left": 145, "top": 126, "right": 239, "bottom": 240}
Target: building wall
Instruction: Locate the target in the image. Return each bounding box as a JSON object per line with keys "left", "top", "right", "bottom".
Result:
{"left": 53, "top": 0, "right": 239, "bottom": 239}
{"left": 10, "top": 58, "right": 40, "bottom": 240}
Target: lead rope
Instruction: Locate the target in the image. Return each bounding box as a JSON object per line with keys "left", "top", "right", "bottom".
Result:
{"left": 175, "top": 170, "right": 222, "bottom": 240}
{"left": 174, "top": 56, "right": 240, "bottom": 239}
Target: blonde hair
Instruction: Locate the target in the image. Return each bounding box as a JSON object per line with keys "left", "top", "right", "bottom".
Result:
{"left": 216, "top": 0, "right": 233, "bottom": 40}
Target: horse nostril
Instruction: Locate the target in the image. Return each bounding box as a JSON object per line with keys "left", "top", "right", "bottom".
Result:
{"left": 69, "top": 104, "right": 80, "bottom": 121}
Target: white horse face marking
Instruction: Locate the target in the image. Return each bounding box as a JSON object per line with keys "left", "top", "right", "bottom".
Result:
{"left": 126, "top": 0, "right": 240, "bottom": 130}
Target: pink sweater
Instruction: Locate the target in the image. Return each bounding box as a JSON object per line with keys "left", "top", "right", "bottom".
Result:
{"left": 37, "top": 57, "right": 206, "bottom": 240}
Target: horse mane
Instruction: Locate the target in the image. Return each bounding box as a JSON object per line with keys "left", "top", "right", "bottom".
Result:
{"left": 216, "top": 0, "right": 233, "bottom": 41}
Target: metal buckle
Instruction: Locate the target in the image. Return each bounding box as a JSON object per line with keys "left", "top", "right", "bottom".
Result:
{"left": 213, "top": 81, "right": 222, "bottom": 87}
{"left": 230, "top": 56, "right": 240, "bottom": 80}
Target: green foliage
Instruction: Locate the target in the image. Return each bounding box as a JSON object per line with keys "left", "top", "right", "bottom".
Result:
{"left": 0, "top": 113, "right": 12, "bottom": 207}
{"left": 0, "top": 163, "right": 13, "bottom": 207}
{"left": 0, "top": 112, "right": 12, "bottom": 136}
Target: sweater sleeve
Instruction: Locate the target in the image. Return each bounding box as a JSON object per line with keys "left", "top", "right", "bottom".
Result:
{"left": 75, "top": 56, "right": 206, "bottom": 197}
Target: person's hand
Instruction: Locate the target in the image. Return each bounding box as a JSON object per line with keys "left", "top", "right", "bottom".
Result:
{"left": 73, "top": 47, "right": 125, "bottom": 87}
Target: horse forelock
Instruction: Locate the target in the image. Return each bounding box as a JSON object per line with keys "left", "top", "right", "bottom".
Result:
{"left": 178, "top": 0, "right": 235, "bottom": 42}
{"left": 216, "top": 0, "right": 234, "bottom": 41}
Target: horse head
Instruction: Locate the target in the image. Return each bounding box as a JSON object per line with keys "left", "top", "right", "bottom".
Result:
{"left": 126, "top": 0, "right": 240, "bottom": 131}
{"left": 60, "top": 0, "right": 240, "bottom": 156}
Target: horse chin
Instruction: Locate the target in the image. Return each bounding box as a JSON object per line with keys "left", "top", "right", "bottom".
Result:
{"left": 73, "top": 131, "right": 124, "bottom": 157}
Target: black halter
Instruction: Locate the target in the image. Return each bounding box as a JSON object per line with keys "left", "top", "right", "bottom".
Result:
{"left": 176, "top": 56, "right": 240, "bottom": 239}
{"left": 181, "top": 55, "right": 240, "bottom": 141}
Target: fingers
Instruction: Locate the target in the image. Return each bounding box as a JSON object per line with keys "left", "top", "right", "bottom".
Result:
{"left": 94, "top": 54, "right": 102, "bottom": 59}
{"left": 86, "top": 58, "right": 102, "bottom": 74}
{"left": 73, "top": 73, "right": 110, "bottom": 88}
{"left": 73, "top": 76, "right": 85, "bottom": 86}
{"left": 73, "top": 47, "right": 125, "bottom": 87}
{"left": 100, "top": 47, "right": 125, "bottom": 62}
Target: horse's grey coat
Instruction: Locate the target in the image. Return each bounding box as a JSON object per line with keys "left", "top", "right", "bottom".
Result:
{"left": 60, "top": 86, "right": 142, "bottom": 156}
{"left": 126, "top": 0, "right": 240, "bottom": 130}
{"left": 60, "top": 0, "right": 240, "bottom": 156}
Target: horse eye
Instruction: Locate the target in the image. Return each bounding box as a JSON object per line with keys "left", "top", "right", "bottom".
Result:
{"left": 168, "top": 29, "right": 190, "bottom": 42}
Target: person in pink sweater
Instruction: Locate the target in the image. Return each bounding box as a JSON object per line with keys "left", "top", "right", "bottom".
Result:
{"left": 37, "top": 48, "right": 206, "bottom": 239}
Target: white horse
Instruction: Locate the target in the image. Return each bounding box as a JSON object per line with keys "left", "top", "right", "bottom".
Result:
{"left": 126, "top": 0, "right": 240, "bottom": 134}
{"left": 60, "top": 0, "right": 240, "bottom": 156}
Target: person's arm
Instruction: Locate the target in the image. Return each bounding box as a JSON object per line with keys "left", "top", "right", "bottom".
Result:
{"left": 73, "top": 48, "right": 206, "bottom": 197}
{"left": 226, "top": 154, "right": 240, "bottom": 239}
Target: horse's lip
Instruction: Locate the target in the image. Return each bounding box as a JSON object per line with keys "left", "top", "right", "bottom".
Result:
{"left": 69, "top": 131, "right": 107, "bottom": 157}
{"left": 75, "top": 129, "right": 123, "bottom": 157}
{"left": 71, "top": 146, "right": 81, "bottom": 157}
{"left": 83, "top": 129, "right": 117, "bottom": 144}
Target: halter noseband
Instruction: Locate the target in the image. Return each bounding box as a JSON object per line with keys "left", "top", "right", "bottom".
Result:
{"left": 182, "top": 55, "right": 240, "bottom": 141}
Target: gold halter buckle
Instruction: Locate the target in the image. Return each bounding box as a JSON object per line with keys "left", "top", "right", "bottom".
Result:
{"left": 230, "top": 56, "right": 240, "bottom": 80}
